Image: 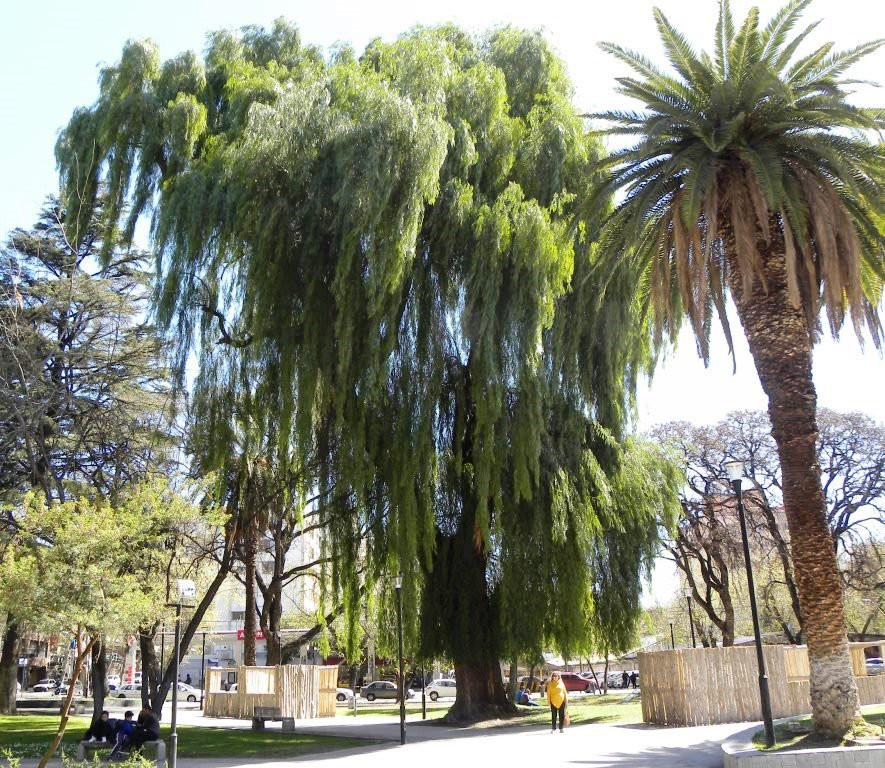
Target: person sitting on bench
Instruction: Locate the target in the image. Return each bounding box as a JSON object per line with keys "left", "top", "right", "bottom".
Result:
{"left": 110, "top": 711, "right": 136, "bottom": 756}
{"left": 83, "top": 711, "right": 115, "bottom": 743}
{"left": 130, "top": 707, "right": 160, "bottom": 751}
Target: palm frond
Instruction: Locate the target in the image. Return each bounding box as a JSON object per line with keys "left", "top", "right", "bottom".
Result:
{"left": 715, "top": 0, "right": 736, "bottom": 79}
{"left": 773, "top": 20, "right": 822, "bottom": 72}
{"left": 654, "top": 8, "right": 712, "bottom": 91}
{"left": 760, "top": 0, "right": 813, "bottom": 65}
{"left": 729, "top": 6, "right": 761, "bottom": 85}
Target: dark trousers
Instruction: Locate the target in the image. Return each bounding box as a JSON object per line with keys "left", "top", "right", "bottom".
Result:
{"left": 550, "top": 703, "right": 566, "bottom": 730}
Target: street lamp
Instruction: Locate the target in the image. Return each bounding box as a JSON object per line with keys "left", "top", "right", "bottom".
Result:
{"left": 684, "top": 590, "right": 697, "bottom": 648}
{"left": 724, "top": 461, "right": 775, "bottom": 747}
{"left": 669, "top": 621, "right": 675, "bottom": 650}
{"left": 169, "top": 579, "right": 196, "bottom": 768}
{"left": 393, "top": 573, "right": 405, "bottom": 746}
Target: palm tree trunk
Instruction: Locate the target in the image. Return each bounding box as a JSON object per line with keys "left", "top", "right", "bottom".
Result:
{"left": 725, "top": 226, "right": 859, "bottom": 736}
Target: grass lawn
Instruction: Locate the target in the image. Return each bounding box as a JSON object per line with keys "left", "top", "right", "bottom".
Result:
{"left": 751, "top": 704, "right": 885, "bottom": 752}
{"left": 0, "top": 714, "right": 372, "bottom": 761}
{"left": 350, "top": 694, "right": 643, "bottom": 728}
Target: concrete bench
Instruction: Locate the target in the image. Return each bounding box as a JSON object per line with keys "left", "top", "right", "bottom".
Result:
{"left": 75, "top": 739, "right": 166, "bottom": 765}
{"left": 252, "top": 706, "right": 295, "bottom": 732}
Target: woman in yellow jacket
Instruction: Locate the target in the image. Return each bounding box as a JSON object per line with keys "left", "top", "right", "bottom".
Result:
{"left": 546, "top": 671, "right": 567, "bottom": 732}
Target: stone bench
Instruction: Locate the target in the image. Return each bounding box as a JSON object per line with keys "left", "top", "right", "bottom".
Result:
{"left": 252, "top": 706, "right": 295, "bottom": 732}
{"left": 75, "top": 738, "right": 166, "bottom": 765}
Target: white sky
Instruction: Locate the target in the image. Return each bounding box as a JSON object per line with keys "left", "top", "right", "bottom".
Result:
{"left": 2, "top": 0, "right": 883, "bottom": 607}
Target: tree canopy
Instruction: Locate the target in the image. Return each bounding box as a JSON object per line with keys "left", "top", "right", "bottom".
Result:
{"left": 56, "top": 21, "right": 678, "bottom": 719}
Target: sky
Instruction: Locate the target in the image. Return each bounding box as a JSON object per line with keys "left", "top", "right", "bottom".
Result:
{"left": 2, "top": 0, "right": 883, "bottom": 606}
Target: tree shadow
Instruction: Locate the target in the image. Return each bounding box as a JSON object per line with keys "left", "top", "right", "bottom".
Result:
{"left": 573, "top": 739, "right": 726, "bottom": 767}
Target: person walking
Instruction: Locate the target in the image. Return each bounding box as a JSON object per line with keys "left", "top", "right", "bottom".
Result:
{"left": 629, "top": 671, "right": 638, "bottom": 689}
{"left": 621, "top": 670, "right": 629, "bottom": 689}
{"left": 546, "top": 671, "right": 568, "bottom": 733}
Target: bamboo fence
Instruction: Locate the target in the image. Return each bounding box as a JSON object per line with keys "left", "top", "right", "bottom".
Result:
{"left": 639, "top": 642, "right": 885, "bottom": 726}
{"left": 203, "top": 665, "right": 338, "bottom": 720}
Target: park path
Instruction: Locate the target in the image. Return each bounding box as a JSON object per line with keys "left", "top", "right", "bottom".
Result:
{"left": 171, "top": 708, "right": 748, "bottom": 768}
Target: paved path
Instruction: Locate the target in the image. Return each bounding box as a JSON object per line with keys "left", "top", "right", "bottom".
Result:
{"left": 17, "top": 702, "right": 750, "bottom": 768}
{"left": 168, "top": 708, "right": 749, "bottom": 768}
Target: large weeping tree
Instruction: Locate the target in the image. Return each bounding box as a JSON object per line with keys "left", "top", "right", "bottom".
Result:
{"left": 592, "top": 0, "right": 884, "bottom": 736}
{"left": 56, "top": 21, "right": 679, "bottom": 721}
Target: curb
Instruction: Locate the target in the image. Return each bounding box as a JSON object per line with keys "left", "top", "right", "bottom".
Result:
{"left": 722, "top": 722, "right": 885, "bottom": 768}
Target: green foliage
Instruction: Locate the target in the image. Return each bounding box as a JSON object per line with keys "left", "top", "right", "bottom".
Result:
{"left": 56, "top": 21, "right": 676, "bottom": 683}
{"left": 0, "top": 197, "right": 176, "bottom": 503}
{"left": 593, "top": 0, "right": 885, "bottom": 360}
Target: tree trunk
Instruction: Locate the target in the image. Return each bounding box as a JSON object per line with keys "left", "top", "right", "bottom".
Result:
{"left": 90, "top": 639, "right": 106, "bottom": 720}
{"left": 243, "top": 519, "right": 258, "bottom": 666}
{"left": 0, "top": 620, "right": 20, "bottom": 714}
{"left": 422, "top": 507, "right": 512, "bottom": 722}
{"left": 38, "top": 636, "right": 94, "bottom": 768}
{"left": 725, "top": 224, "right": 860, "bottom": 737}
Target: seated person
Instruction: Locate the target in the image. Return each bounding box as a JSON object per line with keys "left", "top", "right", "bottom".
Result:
{"left": 83, "top": 710, "right": 115, "bottom": 743}
{"left": 130, "top": 707, "right": 160, "bottom": 751}
{"left": 110, "top": 711, "right": 136, "bottom": 756}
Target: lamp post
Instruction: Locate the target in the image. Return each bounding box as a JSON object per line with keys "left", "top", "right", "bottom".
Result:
{"left": 393, "top": 573, "right": 405, "bottom": 746}
{"left": 725, "top": 461, "right": 775, "bottom": 747}
{"left": 669, "top": 621, "right": 675, "bottom": 650}
{"left": 685, "top": 590, "right": 697, "bottom": 648}
{"left": 169, "top": 579, "right": 196, "bottom": 768}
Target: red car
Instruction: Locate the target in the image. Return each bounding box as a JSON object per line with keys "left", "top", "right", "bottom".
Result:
{"left": 556, "top": 672, "right": 597, "bottom": 693}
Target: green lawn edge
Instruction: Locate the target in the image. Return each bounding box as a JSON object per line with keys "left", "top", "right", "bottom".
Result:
{"left": 751, "top": 705, "right": 885, "bottom": 752}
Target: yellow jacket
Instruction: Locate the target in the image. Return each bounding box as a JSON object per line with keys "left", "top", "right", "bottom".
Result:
{"left": 546, "top": 679, "right": 567, "bottom": 708}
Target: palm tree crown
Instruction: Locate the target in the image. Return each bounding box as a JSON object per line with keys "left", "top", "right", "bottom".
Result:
{"left": 594, "top": 0, "right": 884, "bottom": 360}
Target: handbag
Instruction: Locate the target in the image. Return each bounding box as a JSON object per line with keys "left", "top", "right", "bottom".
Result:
{"left": 563, "top": 712, "right": 570, "bottom": 727}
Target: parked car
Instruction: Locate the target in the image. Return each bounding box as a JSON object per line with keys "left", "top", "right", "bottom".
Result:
{"left": 114, "top": 683, "right": 141, "bottom": 698}
{"left": 359, "top": 680, "right": 414, "bottom": 702}
{"left": 557, "top": 672, "right": 597, "bottom": 693}
{"left": 175, "top": 682, "right": 199, "bottom": 702}
{"left": 31, "top": 678, "right": 58, "bottom": 693}
{"left": 424, "top": 679, "right": 457, "bottom": 701}
{"left": 336, "top": 687, "right": 355, "bottom": 703}
{"left": 866, "top": 657, "right": 884, "bottom": 675}
{"left": 57, "top": 681, "right": 83, "bottom": 696}
{"left": 106, "top": 675, "right": 121, "bottom": 690}
{"left": 578, "top": 673, "right": 600, "bottom": 691}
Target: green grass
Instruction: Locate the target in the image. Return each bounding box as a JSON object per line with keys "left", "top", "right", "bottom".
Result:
{"left": 751, "top": 704, "right": 885, "bottom": 752}
{"left": 341, "top": 694, "right": 643, "bottom": 727}
{"left": 0, "top": 714, "right": 371, "bottom": 761}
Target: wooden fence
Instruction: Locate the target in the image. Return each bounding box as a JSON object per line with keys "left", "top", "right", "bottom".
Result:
{"left": 203, "top": 665, "right": 338, "bottom": 720}
{"left": 639, "top": 642, "right": 885, "bottom": 726}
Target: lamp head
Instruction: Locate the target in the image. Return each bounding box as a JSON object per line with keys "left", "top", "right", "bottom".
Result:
{"left": 684, "top": 590, "right": 693, "bottom": 599}
{"left": 393, "top": 573, "right": 403, "bottom": 590}
{"left": 724, "top": 461, "right": 745, "bottom": 483}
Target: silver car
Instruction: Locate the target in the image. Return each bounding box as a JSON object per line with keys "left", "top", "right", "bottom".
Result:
{"left": 358, "top": 680, "right": 414, "bottom": 702}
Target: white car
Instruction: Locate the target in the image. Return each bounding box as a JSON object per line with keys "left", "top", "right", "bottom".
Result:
{"left": 866, "top": 657, "right": 884, "bottom": 675}
{"left": 106, "top": 675, "right": 121, "bottom": 690}
{"left": 335, "top": 687, "right": 355, "bottom": 703}
{"left": 115, "top": 683, "right": 141, "bottom": 698}
{"left": 424, "top": 679, "right": 457, "bottom": 701}
{"left": 175, "top": 682, "right": 199, "bottom": 702}
{"left": 31, "top": 678, "right": 58, "bottom": 693}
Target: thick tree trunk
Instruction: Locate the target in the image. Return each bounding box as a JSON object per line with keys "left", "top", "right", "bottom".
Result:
{"left": 725, "top": 226, "right": 860, "bottom": 737}
{"left": 422, "top": 509, "right": 512, "bottom": 722}
{"left": 90, "top": 639, "right": 107, "bottom": 719}
{"left": 0, "top": 620, "right": 20, "bottom": 714}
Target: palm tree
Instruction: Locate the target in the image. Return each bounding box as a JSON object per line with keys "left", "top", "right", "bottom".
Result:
{"left": 593, "top": 0, "right": 883, "bottom": 736}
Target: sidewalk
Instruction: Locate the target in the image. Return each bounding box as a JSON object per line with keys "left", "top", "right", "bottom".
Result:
{"left": 15, "top": 703, "right": 750, "bottom": 767}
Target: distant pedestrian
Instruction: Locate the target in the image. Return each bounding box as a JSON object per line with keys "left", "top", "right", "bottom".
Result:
{"left": 629, "top": 671, "right": 638, "bottom": 689}
{"left": 185, "top": 674, "right": 192, "bottom": 686}
{"left": 546, "top": 671, "right": 568, "bottom": 733}
{"left": 621, "top": 670, "right": 629, "bottom": 688}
